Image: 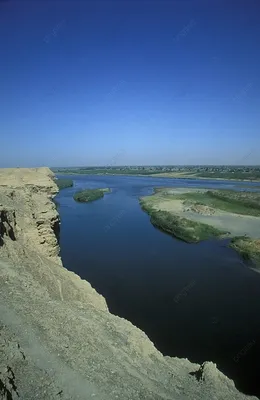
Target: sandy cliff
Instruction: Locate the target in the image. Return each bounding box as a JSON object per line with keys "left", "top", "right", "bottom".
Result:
{"left": 0, "top": 168, "right": 257, "bottom": 400}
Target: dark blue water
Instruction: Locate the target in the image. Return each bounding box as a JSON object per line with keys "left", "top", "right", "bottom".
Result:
{"left": 55, "top": 174, "right": 260, "bottom": 397}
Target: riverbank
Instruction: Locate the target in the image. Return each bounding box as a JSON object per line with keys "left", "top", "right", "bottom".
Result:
{"left": 53, "top": 170, "right": 260, "bottom": 182}
{"left": 230, "top": 237, "right": 260, "bottom": 267}
{"left": 52, "top": 167, "right": 260, "bottom": 182}
{"left": 139, "top": 188, "right": 260, "bottom": 267}
{"left": 146, "top": 172, "right": 260, "bottom": 182}
{"left": 56, "top": 178, "right": 73, "bottom": 189}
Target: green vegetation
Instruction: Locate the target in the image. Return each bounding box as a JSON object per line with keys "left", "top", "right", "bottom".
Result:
{"left": 196, "top": 171, "right": 260, "bottom": 180}
{"left": 173, "top": 190, "right": 260, "bottom": 216}
{"left": 52, "top": 165, "right": 260, "bottom": 181}
{"left": 141, "top": 187, "right": 260, "bottom": 268}
{"left": 139, "top": 199, "right": 227, "bottom": 242}
{"left": 140, "top": 187, "right": 260, "bottom": 268}
{"left": 230, "top": 237, "right": 260, "bottom": 268}
{"left": 73, "top": 188, "right": 110, "bottom": 203}
{"left": 56, "top": 179, "right": 73, "bottom": 190}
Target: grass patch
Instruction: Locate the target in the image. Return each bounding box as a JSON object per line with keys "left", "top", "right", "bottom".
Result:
{"left": 73, "top": 188, "right": 110, "bottom": 203}
{"left": 56, "top": 179, "right": 73, "bottom": 190}
{"left": 230, "top": 237, "right": 260, "bottom": 268}
{"left": 139, "top": 199, "right": 227, "bottom": 242}
{"left": 174, "top": 190, "right": 260, "bottom": 216}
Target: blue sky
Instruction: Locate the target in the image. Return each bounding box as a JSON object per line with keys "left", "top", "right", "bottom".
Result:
{"left": 1, "top": 0, "right": 260, "bottom": 167}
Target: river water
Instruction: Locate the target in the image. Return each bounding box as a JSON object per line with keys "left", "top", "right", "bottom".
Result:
{"left": 55, "top": 174, "right": 260, "bottom": 397}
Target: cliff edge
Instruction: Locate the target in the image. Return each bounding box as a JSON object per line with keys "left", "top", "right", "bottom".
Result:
{"left": 0, "top": 168, "right": 256, "bottom": 400}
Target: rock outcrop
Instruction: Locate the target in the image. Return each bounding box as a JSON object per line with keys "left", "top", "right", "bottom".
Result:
{"left": 0, "top": 168, "right": 257, "bottom": 400}
{"left": 0, "top": 168, "right": 60, "bottom": 262}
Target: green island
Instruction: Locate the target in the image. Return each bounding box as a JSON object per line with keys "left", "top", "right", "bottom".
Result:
{"left": 139, "top": 188, "right": 260, "bottom": 268}
{"left": 73, "top": 188, "right": 110, "bottom": 203}
{"left": 56, "top": 178, "right": 73, "bottom": 190}
{"left": 52, "top": 165, "right": 260, "bottom": 181}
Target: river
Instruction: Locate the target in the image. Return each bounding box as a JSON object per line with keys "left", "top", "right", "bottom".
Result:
{"left": 55, "top": 174, "right": 260, "bottom": 397}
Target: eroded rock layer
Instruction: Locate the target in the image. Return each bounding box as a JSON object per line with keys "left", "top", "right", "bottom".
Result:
{"left": 0, "top": 168, "right": 256, "bottom": 400}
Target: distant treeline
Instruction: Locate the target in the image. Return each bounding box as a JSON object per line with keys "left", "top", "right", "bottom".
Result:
{"left": 198, "top": 171, "right": 260, "bottom": 180}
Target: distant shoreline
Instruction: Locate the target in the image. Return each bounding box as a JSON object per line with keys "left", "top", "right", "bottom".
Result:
{"left": 54, "top": 171, "right": 260, "bottom": 182}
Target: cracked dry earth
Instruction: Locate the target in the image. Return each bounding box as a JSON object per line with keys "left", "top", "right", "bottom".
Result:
{"left": 0, "top": 168, "right": 258, "bottom": 400}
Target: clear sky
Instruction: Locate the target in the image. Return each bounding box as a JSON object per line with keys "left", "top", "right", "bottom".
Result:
{"left": 1, "top": 0, "right": 260, "bottom": 167}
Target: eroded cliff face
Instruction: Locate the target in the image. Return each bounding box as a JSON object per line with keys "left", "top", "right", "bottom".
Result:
{"left": 0, "top": 208, "right": 16, "bottom": 246}
{"left": 0, "top": 168, "right": 256, "bottom": 400}
{"left": 0, "top": 168, "right": 60, "bottom": 262}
